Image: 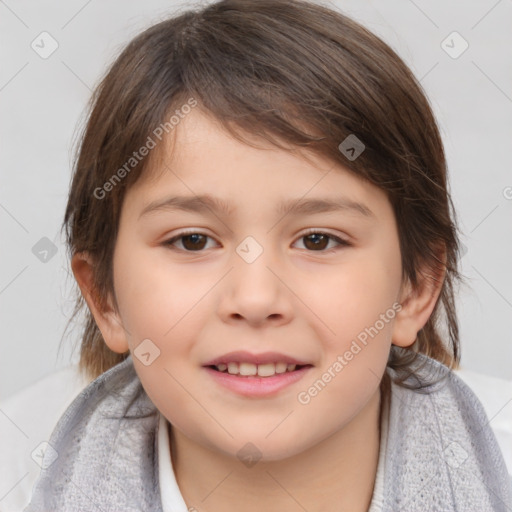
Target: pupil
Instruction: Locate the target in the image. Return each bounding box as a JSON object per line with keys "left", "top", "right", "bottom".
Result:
{"left": 183, "top": 234, "right": 206, "bottom": 250}
{"left": 305, "top": 233, "right": 327, "bottom": 250}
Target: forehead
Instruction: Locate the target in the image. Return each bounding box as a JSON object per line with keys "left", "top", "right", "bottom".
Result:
{"left": 125, "top": 108, "right": 390, "bottom": 221}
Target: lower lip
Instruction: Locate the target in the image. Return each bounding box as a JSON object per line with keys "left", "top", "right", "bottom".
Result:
{"left": 203, "top": 366, "right": 312, "bottom": 397}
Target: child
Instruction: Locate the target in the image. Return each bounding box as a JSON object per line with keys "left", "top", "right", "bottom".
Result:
{"left": 25, "top": 0, "right": 512, "bottom": 510}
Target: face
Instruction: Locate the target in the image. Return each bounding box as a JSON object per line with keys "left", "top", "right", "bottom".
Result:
{"left": 100, "top": 108, "right": 408, "bottom": 460}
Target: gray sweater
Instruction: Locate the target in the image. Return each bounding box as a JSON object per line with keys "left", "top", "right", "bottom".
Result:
{"left": 25, "top": 353, "right": 512, "bottom": 511}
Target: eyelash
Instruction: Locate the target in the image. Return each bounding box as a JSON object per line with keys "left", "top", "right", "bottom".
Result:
{"left": 162, "top": 228, "right": 351, "bottom": 253}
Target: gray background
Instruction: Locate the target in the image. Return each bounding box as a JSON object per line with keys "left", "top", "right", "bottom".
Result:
{"left": 1, "top": 0, "right": 511, "bottom": 401}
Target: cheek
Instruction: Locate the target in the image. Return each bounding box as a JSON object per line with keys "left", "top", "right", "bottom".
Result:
{"left": 113, "top": 242, "right": 210, "bottom": 341}
{"left": 301, "top": 248, "right": 401, "bottom": 350}
{"left": 294, "top": 261, "right": 399, "bottom": 430}
{"left": 112, "top": 244, "right": 216, "bottom": 414}
{"left": 296, "top": 248, "right": 400, "bottom": 427}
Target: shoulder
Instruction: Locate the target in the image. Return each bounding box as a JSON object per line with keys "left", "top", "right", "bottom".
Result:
{"left": 24, "top": 355, "right": 163, "bottom": 512}
{"left": 0, "top": 364, "right": 92, "bottom": 512}
{"left": 454, "top": 366, "right": 512, "bottom": 474}
{"left": 381, "top": 353, "right": 512, "bottom": 511}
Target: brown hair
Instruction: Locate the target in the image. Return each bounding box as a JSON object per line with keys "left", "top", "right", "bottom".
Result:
{"left": 61, "top": 0, "right": 464, "bottom": 385}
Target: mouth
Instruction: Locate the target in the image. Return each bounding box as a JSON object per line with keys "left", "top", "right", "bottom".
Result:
{"left": 202, "top": 351, "right": 314, "bottom": 397}
{"left": 207, "top": 361, "right": 312, "bottom": 377}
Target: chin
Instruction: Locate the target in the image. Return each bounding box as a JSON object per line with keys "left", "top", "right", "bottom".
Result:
{"left": 213, "top": 430, "right": 315, "bottom": 464}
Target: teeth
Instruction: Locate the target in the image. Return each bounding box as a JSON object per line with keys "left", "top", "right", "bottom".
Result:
{"left": 239, "top": 363, "right": 257, "bottom": 376}
{"left": 214, "top": 362, "right": 302, "bottom": 377}
{"left": 227, "top": 362, "right": 238, "bottom": 375}
{"left": 275, "top": 363, "right": 287, "bottom": 374}
{"left": 257, "top": 363, "right": 276, "bottom": 377}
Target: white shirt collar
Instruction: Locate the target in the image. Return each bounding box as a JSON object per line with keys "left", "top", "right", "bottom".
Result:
{"left": 158, "top": 411, "right": 189, "bottom": 512}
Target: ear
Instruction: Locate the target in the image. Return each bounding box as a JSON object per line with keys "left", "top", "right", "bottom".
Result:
{"left": 392, "top": 251, "right": 446, "bottom": 348}
{"left": 71, "top": 252, "right": 129, "bottom": 354}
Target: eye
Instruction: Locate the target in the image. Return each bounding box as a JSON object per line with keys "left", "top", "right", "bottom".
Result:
{"left": 293, "top": 230, "right": 351, "bottom": 252}
{"left": 163, "top": 231, "right": 218, "bottom": 252}
{"left": 163, "top": 229, "right": 350, "bottom": 253}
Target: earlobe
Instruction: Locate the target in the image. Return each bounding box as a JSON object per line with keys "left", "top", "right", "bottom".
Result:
{"left": 70, "top": 252, "right": 130, "bottom": 354}
{"left": 392, "top": 260, "right": 446, "bottom": 348}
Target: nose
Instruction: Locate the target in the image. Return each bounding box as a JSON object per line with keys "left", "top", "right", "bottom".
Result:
{"left": 216, "top": 247, "right": 294, "bottom": 328}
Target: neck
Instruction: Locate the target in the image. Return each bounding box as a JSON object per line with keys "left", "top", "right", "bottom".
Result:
{"left": 170, "top": 387, "right": 383, "bottom": 512}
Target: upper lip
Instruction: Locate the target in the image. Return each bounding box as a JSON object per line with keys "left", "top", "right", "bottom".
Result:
{"left": 203, "top": 351, "right": 311, "bottom": 366}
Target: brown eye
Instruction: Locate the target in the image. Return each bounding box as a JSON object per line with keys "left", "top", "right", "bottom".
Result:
{"left": 181, "top": 234, "right": 208, "bottom": 250}
{"left": 164, "top": 232, "right": 215, "bottom": 251}
{"left": 303, "top": 233, "right": 329, "bottom": 250}
{"left": 295, "top": 232, "right": 350, "bottom": 252}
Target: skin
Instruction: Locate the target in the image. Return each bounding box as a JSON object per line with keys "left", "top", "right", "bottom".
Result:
{"left": 73, "top": 108, "right": 444, "bottom": 512}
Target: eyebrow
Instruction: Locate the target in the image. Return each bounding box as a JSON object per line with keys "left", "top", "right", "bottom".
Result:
{"left": 138, "top": 194, "right": 375, "bottom": 220}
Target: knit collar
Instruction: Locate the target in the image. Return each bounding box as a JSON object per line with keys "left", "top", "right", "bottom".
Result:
{"left": 25, "top": 353, "right": 512, "bottom": 511}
